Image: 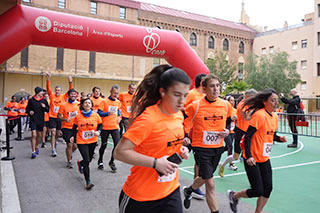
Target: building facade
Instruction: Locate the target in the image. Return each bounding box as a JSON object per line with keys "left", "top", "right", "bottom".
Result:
{"left": 0, "top": 0, "right": 255, "bottom": 102}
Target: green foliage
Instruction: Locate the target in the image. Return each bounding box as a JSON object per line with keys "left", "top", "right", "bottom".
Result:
{"left": 224, "top": 80, "right": 252, "bottom": 95}
{"left": 244, "top": 51, "right": 300, "bottom": 95}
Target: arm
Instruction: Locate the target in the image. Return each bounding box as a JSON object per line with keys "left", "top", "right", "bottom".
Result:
{"left": 58, "top": 113, "right": 69, "bottom": 122}
{"left": 46, "top": 73, "right": 52, "bottom": 96}
{"left": 97, "top": 109, "right": 109, "bottom": 117}
{"left": 281, "top": 96, "right": 300, "bottom": 106}
{"left": 68, "top": 76, "right": 73, "bottom": 89}
{"left": 273, "top": 132, "right": 287, "bottom": 143}
{"left": 244, "top": 125, "right": 257, "bottom": 165}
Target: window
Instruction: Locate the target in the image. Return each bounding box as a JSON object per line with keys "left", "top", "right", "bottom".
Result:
{"left": 292, "top": 41, "right": 298, "bottom": 50}
{"left": 155, "top": 26, "right": 162, "bottom": 29}
{"left": 318, "top": 63, "right": 320, "bottom": 76}
{"left": 153, "top": 58, "right": 160, "bottom": 67}
{"left": 58, "top": 0, "right": 66, "bottom": 9}
{"left": 238, "top": 63, "right": 244, "bottom": 80}
{"left": 318, "top": 4, "right": 320, "bottom": 17}
{"left": 318, "top": 32, "right": 320, "bottom": 46}
{"left": 301, "top": 60, "right": 307, "bottom": 69}
{"left": 301, "top": 39, "right": 307, "bottom": 48}
{"left": 261, "top": 48, "right": 266, "bottom": 55}
{"left": 20, "top": 47, "right": 29, "bottom": 68}
{"left": 301, "top": 82, "right": 307, "bottom": 91}
{"left": 269, "top": 46, "right": 274, "bottom": 54}
{"left": 89, "top": 51, "right": 96, "bottom": 73}
{"left": 317, "top": 96, "right": 320, "bottom": 109}
{"left": 208, "top": 36, "right": 215, "bottom": 49}
{"left": 119, "top": 7, "right": 126, "bottom": 19}
{"left": 190, "top": 33, "right": 197, "bottom": 46}
{"left": 90, "top": 1, "right": 97, "bottom": 14}
{"left": 223, "top": 38, "right": 229, "bottom": 51}
{"left": 239, "top": 41, "right": 245, "bottom": 54}
{"left": 56, "top": 48, "right": 64, "bottom": 70}
{"left": 22, "top": 0, "right": 30, "bottom": 2}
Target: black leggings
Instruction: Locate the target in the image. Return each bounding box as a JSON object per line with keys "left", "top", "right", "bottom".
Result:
{"left": 244, "top": 159, "right": 272, "bottom": 198}
{"left": 288, "top": 115, "right": 298, "bottom": 144}
{"left": 99, "top": 129, "right": 120, "bottom": 163}
{"left": 224, "top": 133, "right": 234, "bottom": 155}
{"left": 234, "top": 127, "right": 246, "bottom": 154}
{"left": 78, "top": 143, "right": 97, "bottom": 183}
{"left": 119, "top": 117, "right": 129, "bottom": 137}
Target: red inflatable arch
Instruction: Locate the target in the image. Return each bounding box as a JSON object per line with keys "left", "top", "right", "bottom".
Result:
{"left": 0, "top": 5, "right": 209, "bottom": 84}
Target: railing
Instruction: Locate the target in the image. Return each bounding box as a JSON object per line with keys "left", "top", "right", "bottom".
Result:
{"left": 277, "top": 112, "right": 320, "bottom": 138}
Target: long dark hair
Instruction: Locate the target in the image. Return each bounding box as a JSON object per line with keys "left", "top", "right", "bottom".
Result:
{"left": 130, "top": 65, "right": 190, "bottom": 122}
{"left": 243, "top": 88, "right": 278, "bottom": 112}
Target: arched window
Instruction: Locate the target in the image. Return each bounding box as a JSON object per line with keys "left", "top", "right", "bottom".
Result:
{"left": 208, "top": 36, "right": 215, "bottom": 49}
{"left": 223, "top": 38, "right": 229, "bottom": 51}
{"left": 239, "top": 41, "right": 245, "bottom": 53}
{"left": 190, "top": 33, "right": 197, "bottom": 46}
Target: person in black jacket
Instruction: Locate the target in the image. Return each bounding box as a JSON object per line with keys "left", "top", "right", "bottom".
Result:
{"left": 279, "top": 88, "right": 300, "bottom": 148}
{"left": 26, "top": 87, "right": 49, "bottom": 158}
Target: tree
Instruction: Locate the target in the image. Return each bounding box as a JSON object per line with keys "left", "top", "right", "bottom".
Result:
{"left": 245, "top": 51, "right": 300, "bottom": 95}
{"left": 224, "top": 80, "right": 252, "bottom": 95}
{"left": 206, "top": 51, "right": 236, "bottom": 89}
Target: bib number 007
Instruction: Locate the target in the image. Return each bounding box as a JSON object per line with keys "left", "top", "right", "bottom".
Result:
{"left": 202, "top": 131, "right": 222, "bottom": 145}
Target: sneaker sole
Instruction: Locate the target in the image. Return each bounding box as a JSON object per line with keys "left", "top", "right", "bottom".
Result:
{"left": 191, "top": 192, "right": 205, "bottom": 200}
{"left": 183, "top": 186, "right": 192, "bottom": 209}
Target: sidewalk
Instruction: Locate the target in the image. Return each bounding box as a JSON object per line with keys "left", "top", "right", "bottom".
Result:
{"left": 0, "top": 131, "right": 256, "bottom": 213}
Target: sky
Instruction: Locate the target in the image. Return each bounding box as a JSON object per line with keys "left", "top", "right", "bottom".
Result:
{"left": 137, "top": 0, "right": 315, "bottom": 30}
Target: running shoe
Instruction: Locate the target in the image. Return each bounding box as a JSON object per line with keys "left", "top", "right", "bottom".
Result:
{"left": 86, "top": 181, "right": 94, "bottom": 190}
{"left": 31, "top": 152, "right": 37, "bottom": 159}
{"left": 229, "top": 163, "right": 238, "bottom": 171}
{"left": 109, "top": 162, "right": 117, "bottom": 173}
{"left": 35, "top": 148, "right": 40, "bottom": 155}
{"left": 51, "top": 149, "right": 57, "bottom": 157}
{"left": 77, "top": 160, "right": 84, "bottom": 174}
{"left": 191, "top": 188, "right": 205, "bottom": 200}
{"left": 98, "top": 161, "right": 104, "bottom": 170}
{"left": 227, "top": 190, "right": 238, "bottom": 213}
{"left": 183, "top": 186, "right": 193, "bottom": 209}
{"left": 41, "top": 142, "right": 46, "bottom": 148}
{"left": 218, "top": 163, "right": 225, "bottom": 177}
{"left": 67, "top": 161, "right": 73, "bottom": 169}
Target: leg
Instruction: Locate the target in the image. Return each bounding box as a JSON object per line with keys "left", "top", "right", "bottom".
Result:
{"left": 205, "top": 178, "right": 219, "bottom": 212}
{"left": 109, "top": 129, "right": 120, "bottom": 164}
{"left": 77, "top": 144, "right": 91, "bottom": 183}
{"left": 35, "top": 130, "right": 42, "bottom": 150}
{"left": 255, "top": 197, "right": 268, "bottom": 213}
{"left": 50, "top": 128, "right": 57, "bottom": 150}
{"left": 41, "top": 126, "right": 47, "bottom": 147}
{"left": 98, "top": 130, "right": 109, "bottom": 164}
{"left": 31, "top": 130, "right": 37, "bottom": 152}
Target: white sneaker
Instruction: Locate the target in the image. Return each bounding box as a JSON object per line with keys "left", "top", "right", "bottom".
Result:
{"left": 228, "top": 163, "right": 238, "bottom": 171}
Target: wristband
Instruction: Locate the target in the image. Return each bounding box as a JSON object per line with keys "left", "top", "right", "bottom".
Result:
{"left": 152, "top": 158, "right": 157, "bottom": 169}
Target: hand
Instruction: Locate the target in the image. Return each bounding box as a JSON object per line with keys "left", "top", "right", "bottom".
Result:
{"left": 66, "top": 118, "right": 71, "bottom": 123}
{"left": 279, "top": 136, "right": 287, "bottom": 142}
{"left": 231, "top": 115, "right": 237, "bottom": 121}
{"left": 155, "top": 155, "right": 179, "bottom": 176}
{"left": 46, "top": 72, "right": 51, "bottom": 79}
{"left": 109, "top": 111, "right": 116, "bottom": 115}
{"left": 180, "top": 146, "right": 189, "bottom": 160}
{"left": 279, "top": 93, "right": 284, "bottom": 98}
{"left": 94, "top": 131, "right": 100, "bottom": 136}
{"left": 246, "top": 157, "right": 256, "bottom": 166}
{"left": 218, "top": 128, "right": 229, "bottom": 138}
{"left": 41, "top": 103, "right": 46, "bottom": 108}
{"left": 183, "top": 137, "right": 191, "bottom": 146}
{"left": 68, "top": 76, "right": 73, "bottom": 83}
{"left": 117, "top": 117, "right": 121, "bottom": 124}
{"left": 30, "top": 111, "right": 34, "bottom": 115}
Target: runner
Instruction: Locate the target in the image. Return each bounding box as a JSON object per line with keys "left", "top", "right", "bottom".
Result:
{"left": 26, "top": 87, "right": 49, "bottom": 159}
{"left": 46, "top": 73, "right": 73, "bottom": 157}
{"left": 118, "top": 83, "right": 136, "bottom": 137}
{"left": 18, "top": 97, "right": 28, "bottom": 133}
{"left": 227, "top": 88, "right": 287, "bottom": 213}
{"left": 97, "top": 85, "right": 121, "bottom": 173}
{"left": 58, "top": 89, "right": 79, "bottom": 168}
{"left": 91, "top": 87, "right": 104, "bottom": 113}
{"left": 114, "top": 65, "right": 190, "bottom": 213}
{"left": 183, "top": 74, "right": 233, "bottom": 213}
{"left": 218, "top": 89, "right": 257, "bottom": 177}
{"left": 41, "top": 91, "right": 50, "bottom": 148}
{"left": 72, "top": 98, "right": 102, "bottom": 190}
{"left": 4, "top": 95, "right": 19, "bottom": 134}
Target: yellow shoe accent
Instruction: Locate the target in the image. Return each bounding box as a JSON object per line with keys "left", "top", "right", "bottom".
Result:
{"left": 219, "top": 164, "right": 225, "bottom": 177}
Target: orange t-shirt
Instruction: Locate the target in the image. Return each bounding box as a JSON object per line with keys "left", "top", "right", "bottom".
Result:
{"left": 184, "top": 97, "right": 233, "bottom": 148}
{"left": 58, "top": 101, "right": 80, "bottom": 129}
{"left": 91, "top": 96, "right": 104, "bottom": 113}
{"left": 18, "top": 102, "right": 28, "bottom": 116}
{"left": 98, "top": 98, "right": 121, "bottom": 130}
{"left": 236, "top": 100, "right": 250, "bottom": 132}
{"left": 122, "top": 104, "right": 184, "bottom": 201}
{"left": 5, "top": 101, "right": 19, "bottom": 116}
{"left": 242, "top": 109, "right": 278, "bottom": 163}
{"left": 184, "top": 88, "right": 205, "bottom": 107}
{"left": 47, "top": 80, "right": 72, "bottom": 118}
{"left": 73, "top": 112, "right": 102, "bottom": 144}
{"left": 44, "top": 99, "right": 50, "bottom": 122}
{"left": 118, "top": 92, "right": 134, "bottom": 118}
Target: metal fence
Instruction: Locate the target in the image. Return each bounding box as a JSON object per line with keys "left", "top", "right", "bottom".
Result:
{"left": 277, "top": 112, "right": 320, "bottom": 138}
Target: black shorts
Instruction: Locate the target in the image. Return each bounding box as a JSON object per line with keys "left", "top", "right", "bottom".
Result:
{"left": 49, "top": 117, "right": 62, "bottom": 130}
{"left": 30, "top": 121, "right": 44, "bottom": 132}
{"left": 193, "top": 147, "right": 224, "bottom": 179}
{"left": 119, "top": 187, "right": 182, "bottom": 213}
{"left": 44, "top": 121, "right": 49, "bottom": 128}
{"left": 234, "top": 127, "right": 246, "bottom": 154}
{"left": 62, "top": 128, "right": 75, "bottom": 143}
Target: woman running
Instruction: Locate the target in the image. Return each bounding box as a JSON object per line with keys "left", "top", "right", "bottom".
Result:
{"left": 227, "top": 89, "right": 287, "bottom": 213}
{"left": 114, "top": 65, "right": 190, "bottom": 213}
{"left": 72, "top": 98, "right": 102, "bottom": 190}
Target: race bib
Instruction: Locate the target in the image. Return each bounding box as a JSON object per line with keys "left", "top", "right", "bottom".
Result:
{"left": 82, "top": 131, "right": 95, "bottom": 140}
{"left": 263, "top": 142, "right": 273, "bottom": 157}
{"left": 68, "top": 111, "right": 77, "bottom": 119}
{"left": 53, "top": 106, "right": 60, "bottom": 113}
{"left": 127, "top": 106, "right": 131, "bottom": 113}
{"left": 202, "top": 131, "right": 222, "bottom": 145}
{"left": 157, "top": 169, "right": 177, "bottom": 183}
{"left": 108, "top": 106, "right": 118, "bottom": 114}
